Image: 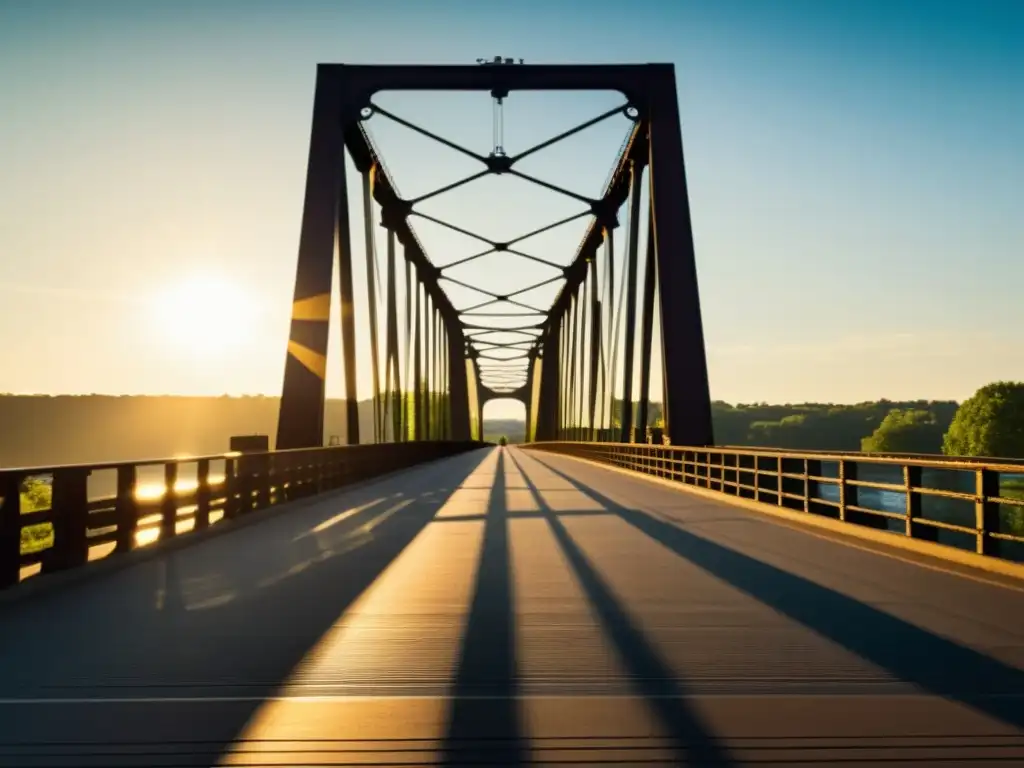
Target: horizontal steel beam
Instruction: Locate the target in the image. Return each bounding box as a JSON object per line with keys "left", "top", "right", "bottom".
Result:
{"left": 317, "top": 63, "right": 675, "bottom": 102}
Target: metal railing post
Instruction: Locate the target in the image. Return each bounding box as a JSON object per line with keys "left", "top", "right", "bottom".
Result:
{"left": 976, "top": 468, "right": 999, "bottom": 556}
{"left": 45, "top": 468, "right": 90, "bottom": 573}
{"left": 194, "top": 460, "right": 211, "bottom": 531}
{"left": 0, "top": 473, "right": 22, "bottom": 588}
{"left": 160, "top": 463, "right": 178, "bottom": 542}
{"left": 115, "top": 465, "right": 138, "bottom": 552}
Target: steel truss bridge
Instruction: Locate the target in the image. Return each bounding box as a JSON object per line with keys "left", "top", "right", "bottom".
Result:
{"left": 276, "top": 62, "right": 710, "bottom": 450}
{"left": 2, "top": 63, "right": 1024, "bottom": 766}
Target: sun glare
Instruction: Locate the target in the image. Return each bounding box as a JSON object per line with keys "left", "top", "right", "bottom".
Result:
{"left": 152, "top": 275, "right": 254, "bottom": 353}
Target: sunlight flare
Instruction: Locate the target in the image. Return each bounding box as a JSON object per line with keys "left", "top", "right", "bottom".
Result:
{"left": 151, "top": 274, "right": 255, "bottom": 353}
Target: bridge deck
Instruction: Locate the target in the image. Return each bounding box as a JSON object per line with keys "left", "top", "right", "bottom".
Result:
{"left": 1, "top": 446, "right": 1023, "bottom": 766}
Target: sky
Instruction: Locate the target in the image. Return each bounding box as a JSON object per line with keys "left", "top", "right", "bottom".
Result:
{"left": 0, "top": 0, "right": 1021, "bottom": 420}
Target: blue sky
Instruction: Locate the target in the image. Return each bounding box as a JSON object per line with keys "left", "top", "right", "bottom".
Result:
{"left": 0, "top": 0, "right": 1021, "bottom": 419}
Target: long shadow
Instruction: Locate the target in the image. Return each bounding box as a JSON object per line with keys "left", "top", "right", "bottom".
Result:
{"left": 527, "top": 451, "right": 1024, "bottom": 730}
{"left": 0, "top": 449, "right": 491, "bottom": 763}
{"left": 507, "top": 451, "right": 735, "bottom": 766}
{"left": 441, "top": 448, "right": 528, "bottom": 766}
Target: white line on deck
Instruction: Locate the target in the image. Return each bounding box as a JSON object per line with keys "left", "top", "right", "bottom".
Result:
{"left": 1, "top": 693, "right": 1022, "bottom": 705}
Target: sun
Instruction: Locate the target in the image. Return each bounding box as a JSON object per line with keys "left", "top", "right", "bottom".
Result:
{"left": 152, "top": 274, "right": 254, "bottom": 353}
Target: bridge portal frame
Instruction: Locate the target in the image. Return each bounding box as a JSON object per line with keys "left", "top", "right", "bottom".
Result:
{"left": 276, "top": 63, "right": 713, "bottom": 449}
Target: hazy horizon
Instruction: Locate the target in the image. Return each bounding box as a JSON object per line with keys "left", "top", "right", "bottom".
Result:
{"left": 0, "top": 391, "right": 969, "bottom": 430}
{"left": 2, "top": 0, "right": 1021, "bottom": 420}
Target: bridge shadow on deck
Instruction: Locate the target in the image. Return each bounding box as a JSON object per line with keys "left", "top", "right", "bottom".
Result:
{"left": 505, "top": 450, "right": 736, "bottom": 766}
{"left": 6, "top": 446, "right": 1024, "bottom": 764}
{"left": 441, "top": 449, "right": 529, "bottom": 765}
{"left": 439, "top": 449, "right": 734, "bottom": 765}
{"left": 0, "top": 449, "right": 490, "bottom": 764}
{"left": 524, "top": 449, "right": 1024, "bottom": 732}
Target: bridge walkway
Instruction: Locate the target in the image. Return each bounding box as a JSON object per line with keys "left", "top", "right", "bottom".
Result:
{"left": 1, "top": 446, "right": 1023, "bottom": 765}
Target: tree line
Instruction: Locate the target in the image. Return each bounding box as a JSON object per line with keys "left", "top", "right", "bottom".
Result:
{"left": 2, "top": 382, "right": 1023, "bottom": 470}
{"left": 708, "top": 399, "right": 960, "bottom": 452}
{"left": 612, "top": 381, "right": 1024, "bottom": 460}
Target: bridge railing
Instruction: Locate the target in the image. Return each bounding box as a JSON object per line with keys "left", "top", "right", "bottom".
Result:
{"left": 524, "top": 442, "right": 1024, "bottom": 564}
{"left": 0, "top": 441, "right": 483, "bottom": 590}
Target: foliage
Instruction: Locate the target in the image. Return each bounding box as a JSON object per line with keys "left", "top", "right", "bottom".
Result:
{"left": 542, "top": 398, "right": 967, "bottom": 452}
{"left": 483, "top": 419, "right": 525, "bottom": 444}
{"left": 20, "top": 476, "right": 52, "bottom": 511}
{"left": 1005, "top": 479, "right": 1024, "bottom": 498}
{"left": 18, "top": 476, "right": 54, "bottom": 555}
{"left": 861, "top": 409, "right": 945, "bottom": 454}
{"left": 999, "top": 479, "right": 1024, "bottom": 536}
{"left": 942, "top": 381, "right": 1024, "bottom": 459}
{"left": 711, "top": 399, "right": 959, "bottom": 452}
{"left": 395, "top": 389, "right": 451, "bottom": 441}
{"left": 498, "top": 436, "right": 508, "bottom": 446}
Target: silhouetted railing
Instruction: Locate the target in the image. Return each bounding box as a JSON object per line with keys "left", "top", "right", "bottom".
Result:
{"left": 0, "top": 441, "right": 484, "bottom": 589}
{"left": 524, "top": 442, "right": 1024, "bottom": 563}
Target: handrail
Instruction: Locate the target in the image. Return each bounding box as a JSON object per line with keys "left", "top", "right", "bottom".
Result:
{"left": 716, "top": 445, "right": 1024, "bottom": 468}
{"left": 582, "top": 441, "right": 1024, "bottom": 473}
{"left": 8, "top": 442, "right": 1021, "bottom": 476}
{"left": 523, "top": 441, "right": 1024, "bottom": 563}
{"left": 0, "top": 440, "right": 424, "bottom": 476}
{"left": 0, "top": 440, "right": 485, "bottom": 590}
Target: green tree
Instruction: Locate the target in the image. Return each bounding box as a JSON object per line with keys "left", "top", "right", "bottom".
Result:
{"left": 943, "top": 381, "right": 1024, "bottom": 458}
{"left": 498, "top": 436, "right": 508, "bottom": 446}
{"left": 861, "top": 409, "right": 944, "bottom": 454}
